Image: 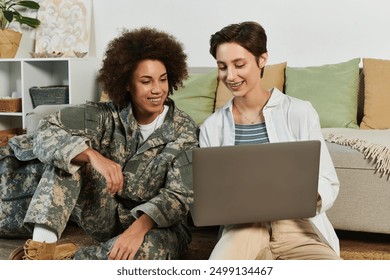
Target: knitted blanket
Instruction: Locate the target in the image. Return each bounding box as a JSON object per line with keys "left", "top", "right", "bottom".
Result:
{"left": 322, "top": 128, "right": 390, "bottom": 179}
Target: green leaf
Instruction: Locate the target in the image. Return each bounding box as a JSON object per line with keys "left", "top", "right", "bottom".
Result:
{"left": 17, "top": 1, "right": 40, "bottom": 10}
{"left": 3, "top": 10, "right": 13, "bottom": 23}
{"left": 0, "top": 0, "right": 40, "bottom": 29}
{"left": 17, "top": 16, "right": 40, "bottom": 28}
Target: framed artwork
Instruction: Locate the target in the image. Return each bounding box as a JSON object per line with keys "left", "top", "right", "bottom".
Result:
{"left": 34, "top": 0, "right": 92, "bottom": 57}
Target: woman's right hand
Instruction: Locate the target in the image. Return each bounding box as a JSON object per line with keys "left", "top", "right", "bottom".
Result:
{"left": 72, "top": 147, "right": 123, "bottom": 195}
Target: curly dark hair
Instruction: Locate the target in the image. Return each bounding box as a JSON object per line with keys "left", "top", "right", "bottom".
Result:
{"left": 97, "top": 27, "right": 188, "bottom": 108}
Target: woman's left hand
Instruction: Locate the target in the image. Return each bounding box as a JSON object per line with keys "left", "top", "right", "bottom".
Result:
{"left": 108, "top": 213, "right": 155, "bottom": 260}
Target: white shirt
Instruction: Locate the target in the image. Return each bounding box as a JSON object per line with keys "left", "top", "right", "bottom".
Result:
{"left": 138, "top": 105, "right": 169, "bottom": 142}
{"left": 199, "top": 88, "right": 340, "bottom": 254}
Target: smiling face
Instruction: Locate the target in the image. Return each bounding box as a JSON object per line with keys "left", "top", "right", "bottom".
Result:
{"left": 216, "top": 42, "right": 267, "bottom": 98}
{"left": 130, "top": 59, "right": 169, "bottom": 124}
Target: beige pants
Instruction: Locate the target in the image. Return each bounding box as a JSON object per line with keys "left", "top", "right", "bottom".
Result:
{"left": 209, "top": 219, "right": 341, "bottom": 260}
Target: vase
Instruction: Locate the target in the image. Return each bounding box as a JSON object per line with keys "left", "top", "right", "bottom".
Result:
{"left": 0, "top": 29, "right": 22, "bottom": 58}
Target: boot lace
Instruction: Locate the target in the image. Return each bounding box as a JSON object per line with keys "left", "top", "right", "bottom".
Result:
{"left": 22, "top": 239, "right": 42, "bottom": 260}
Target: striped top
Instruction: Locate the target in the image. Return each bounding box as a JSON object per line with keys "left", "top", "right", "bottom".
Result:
{"left": 235, "top": 122, "right": 270, "bottom": 145}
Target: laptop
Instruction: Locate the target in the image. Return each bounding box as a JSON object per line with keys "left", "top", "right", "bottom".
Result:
{"left": 190, "top": 140, "right": 321, "bottom": 226}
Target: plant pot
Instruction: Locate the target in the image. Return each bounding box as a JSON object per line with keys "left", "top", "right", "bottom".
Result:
{"left": 0, "top": 29, "right": 22, "bottom": 58}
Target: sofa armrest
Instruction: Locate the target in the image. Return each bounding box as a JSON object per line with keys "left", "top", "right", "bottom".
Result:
{"left": 26, "top": 104, "right": 70, "bottom": 134}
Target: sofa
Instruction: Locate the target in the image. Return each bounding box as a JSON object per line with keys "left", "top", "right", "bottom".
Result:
{"left": 24, "top": 57, "right": 390, "bottom": 237}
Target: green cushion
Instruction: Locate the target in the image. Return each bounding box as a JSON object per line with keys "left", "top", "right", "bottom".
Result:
{"left": 285, "top": 58, "right": 360, "bottom": 128}
{"left": 171, "top": 69, "right": 217, "bottom": 125}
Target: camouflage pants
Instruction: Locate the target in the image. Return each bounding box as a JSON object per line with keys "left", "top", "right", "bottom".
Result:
{"left": 0, "top": 154, "right": 44, "bottom": 237}
{"left": 74, "top": 226, "right": 188, "bottom": 260}
{"left": 1, "top": 154, "right": 191, "bottom": 259}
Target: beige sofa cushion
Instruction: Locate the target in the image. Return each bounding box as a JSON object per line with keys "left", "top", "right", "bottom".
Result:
{"left": 326, "top": 142, "right": 376, "bottom": 170}
{"left": 360, "top": 58, "right": 390, "bottom": 129}
{"left": 215, "top": 62, "right": 286, "bottom": 110}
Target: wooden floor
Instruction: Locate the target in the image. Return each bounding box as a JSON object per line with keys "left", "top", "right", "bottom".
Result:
{"left": 0, "top": 223, "right": 389, "bottom": 260}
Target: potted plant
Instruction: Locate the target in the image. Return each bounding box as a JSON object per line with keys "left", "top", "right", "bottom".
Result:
{"left": 0, "top": 0, "right": 41, "bottom": 58}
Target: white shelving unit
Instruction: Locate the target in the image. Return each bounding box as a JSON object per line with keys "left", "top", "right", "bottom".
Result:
{"left": 0, "top": 58, "right": 100, "bottom": 130}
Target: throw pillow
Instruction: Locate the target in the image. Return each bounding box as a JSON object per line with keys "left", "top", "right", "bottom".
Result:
{"left": 360, "top": 58, "right": 390, "bottom": 129}
{"left": 171, "top": 69, "right": 218, "bottom": 125}
{"left": 285, "top": 58, "right": 360, "bottom": 128}
{"left": 215, "top": 62, "right": 287, "bottom": 110}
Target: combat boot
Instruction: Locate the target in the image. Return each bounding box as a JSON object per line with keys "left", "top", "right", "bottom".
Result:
{"left": 8, "top": 239, "right": 78, "bottom": 260}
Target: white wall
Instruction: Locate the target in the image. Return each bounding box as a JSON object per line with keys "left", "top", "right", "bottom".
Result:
{"left": 92, "top": 0, "right": 390, "bottom": 67}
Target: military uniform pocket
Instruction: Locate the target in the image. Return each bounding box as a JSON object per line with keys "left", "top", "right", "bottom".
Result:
{"left": 176, "top": 150, "right": 193, "bottom": 190}
{"left": 0, "top": 196, "right": 33, "bottom": 237}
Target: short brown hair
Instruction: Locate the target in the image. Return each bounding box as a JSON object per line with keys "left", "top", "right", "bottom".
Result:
{"left": 209, "top": 21, "right": 267, "bottom": 62}
{"left": 97, "top": 27, "right": 188, "bottom": 108}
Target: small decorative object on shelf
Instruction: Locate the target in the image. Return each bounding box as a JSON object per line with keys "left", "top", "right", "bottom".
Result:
{"left": 0, "top": 97, "right": 22, "bottom": 112}
{"left": 73, "top": 51, "right": 88, "bottom": 58}
{"left": 29, "top": 86, "right": 69, "bottom": 108}
{"left": 29, "top": 51, "right": 64, "bottom": 58}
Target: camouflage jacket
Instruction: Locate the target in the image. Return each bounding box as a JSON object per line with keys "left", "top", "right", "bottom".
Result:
{"left": 5, "top": 98, "right": 199, "bottom": 228}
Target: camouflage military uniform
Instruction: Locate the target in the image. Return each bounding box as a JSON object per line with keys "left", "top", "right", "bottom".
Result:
{"left": 0, "top": 98, "right": 198, "bottom": 259}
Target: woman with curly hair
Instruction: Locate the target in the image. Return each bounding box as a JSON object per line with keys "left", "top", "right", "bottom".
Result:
{"left": 2, "top": 27, "right": 198, "bottom": 260}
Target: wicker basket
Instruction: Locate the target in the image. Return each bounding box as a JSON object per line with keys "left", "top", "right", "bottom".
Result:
{"left": 0, "top": 128, "right": 25, "bottom": 146}
{"left": 29, "top": 86, "right": 69, "bottom": 108}
{"left": 0, "top": 98, "right": 22, "bottom": 112}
